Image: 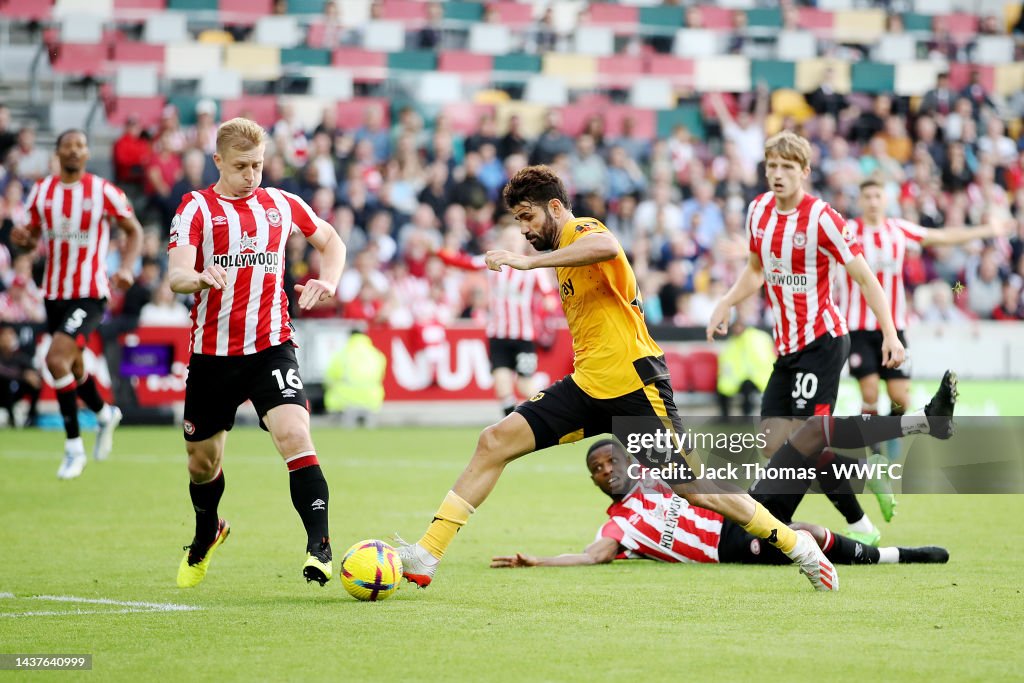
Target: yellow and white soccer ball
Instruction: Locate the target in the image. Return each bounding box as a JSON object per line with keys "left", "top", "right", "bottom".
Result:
{"left": 340, "top": 540, "right": 403, "bottom": 601}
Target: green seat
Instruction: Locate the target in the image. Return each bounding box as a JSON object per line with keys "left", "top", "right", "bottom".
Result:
{"left": 287, "top": 0, "right": 326, "bottom": 14}
{"left": 166, "top": 95, "right": 219, "bottom": 127}
{"left": 901, "top": 12, "right": 932, "bottom": 32}
{"left": 443, "top": 1, "right": 484, "bottom": 22}
{"left": 168, "top": 0, "right": 216, "bottom": 9}
{"left": 851, "top": 62, "right": 895, "bottom": 93}
{"left": 751, "top": 60, "right": 796, "bottom": 91}
{"left": 493, "top": 54, "right": 541, "bottom": 74}
{"left": 746, "top": 8, "right": 782, "bottom": 28}
{"left": 387, "top": 51, "right": 437, "bottom": 72}
{"left": 657, "top": 106, "right": 705, "bottom": 141}
{"left": 280, "top": 47, "right": 331, "bottom": 67}
{"left": 639, "top": 5, "right": 684, "bottom": 30}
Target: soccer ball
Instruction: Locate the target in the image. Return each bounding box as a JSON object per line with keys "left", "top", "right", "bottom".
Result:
{"left": 340, "top": 540, "right": 403, "bottom": 601}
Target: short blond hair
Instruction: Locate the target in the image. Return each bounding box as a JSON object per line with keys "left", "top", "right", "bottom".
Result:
{"left": 763, "top": 131, "right": 812, "bottom": 170}
{"left": 216, "top": 117, "right": 266, "bottom": 156}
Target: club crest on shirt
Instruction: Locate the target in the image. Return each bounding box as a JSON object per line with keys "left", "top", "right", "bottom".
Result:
{"left": 792, "top": 231, "right": 807, "bottom": 249}
{"left": 266, "top": 208, "right": 282, "bottom": 227}
{"left": 575, "top": 222, "right": 595, "bottom": 233}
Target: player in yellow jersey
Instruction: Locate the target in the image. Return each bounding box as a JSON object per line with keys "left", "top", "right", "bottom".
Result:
{"left": 396, "top": 166, "right": 839, "bottom": 591}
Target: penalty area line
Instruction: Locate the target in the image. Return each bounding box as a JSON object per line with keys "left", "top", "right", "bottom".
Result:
{"left": 0, "top": 592, "right": 201, "bottom": 618}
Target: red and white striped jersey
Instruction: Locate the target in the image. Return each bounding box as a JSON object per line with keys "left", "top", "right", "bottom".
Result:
{"left": 747, "top": 192, "right": 863, "bottom": 356}
{"left": 436, "top": 251, "right": 555, "bottom": 341}
{"left": 169, "top": 186, "right": 319, "bottom": 356}
{"left": 25, "top": 173, "right": 134, "bottom": 301}
{"left": 838, "top": 218, "right": 927, "bottom": 331}
{"left": 597, "top": 478, "right": 723, "bottom": 563}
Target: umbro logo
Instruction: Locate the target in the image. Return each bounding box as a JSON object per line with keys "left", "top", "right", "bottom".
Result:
{"left": 212, "top": 216, "right": 228, "bottom": 225}
{"left": 281, "top": 388, "right": 297, "bottom": 398}
{"left": 311, "top": 499, "right": 325, "bottom": 511}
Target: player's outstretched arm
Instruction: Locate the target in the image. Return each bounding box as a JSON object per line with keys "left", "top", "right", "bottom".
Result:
{"left": 845, "top": 255, "right": 905, "bottom": 368}
{"left": 707, "top": 252, "right": 765, "bottom": 341}
{"left": 294, "top": 218, "right": 346, "bottom": 310}
{"left": 486, "top": 232, "right": 619, "bottom": 272}
{"left": 921, "top": 214, "right": 1010, "bottom": 247}
{"left": 490, "top": 537, "right": 619, "bottom": 568}
{"left": 110, "top": 212, "right": 144, "bottom": 290}
{"left": 168, "top": 244, "right": 227, "bottom": 294}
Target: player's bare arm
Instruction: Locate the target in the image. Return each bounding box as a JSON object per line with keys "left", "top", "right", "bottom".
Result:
{"left": 485, "top": 232, "right": 618, "bottom": 272}
{"left": 845, "top": 255, "right": 905, "bottom": 368}
{"left": 920, "top": 213, "right": 1010, "bottom": 247}
{"left": 490, "top": 536, "right": 619, "bottom": 568}
{"left": 294, "top": 218, "right": 346, "bottom": 310}
{"left": 167, "top": 244, "right": 228, "bottom": 294}
{"left": 110, "top": 212, "right": 144, "bottom": 290}
{"left": 707, "top": 252, "right": 765, "bottom": 341}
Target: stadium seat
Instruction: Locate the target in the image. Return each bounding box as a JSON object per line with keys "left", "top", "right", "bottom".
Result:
{"left": 770, "top": 89, "right": 815, "bottom": 121}
{"left": 947, "top": 62, "right": 995, "bottom": 92}
{"left": 900, "top": 12, "right": 933, "bottom": 32}
{"left": 274, "top": 96, "right": 327, "bottom": 130}
{"left": 335, "top": 97, "right": 389, "bottom": 129}
{"left": 795, "top": 59, "right": 850, "bottom": 93}
{"left": 113, "top": 0, "right": 166, "bottom": 19}
{"left": 165, "top": 43, "right": 221, "bottom": 79}
{"left": 873, "top": 34, "right": 917, "bottom": 64}
{"left": 253, "top": 16, "right": 301, "bottom": 47}
{"left": 549, "top": 3, "right": 581, "bottom": 33}
{"left": 833, "top": 9, "right": 886, "bottom": 43}
{"left": 523, "top": 76, "right": 568, "bottom": 107}
{"left": 380, "top": 0, "right": 429, "bottom": 24}
{"left": 54, "top": 0, "right": 113, "bottom": 17}
{"left": 638, "top": 5, "right": 684, "bottom": 33}
{"left": 851, "top": 62, "right": 895, "bottom": 93}
{"left": 3, "top": 0, "right": 55, "bottom": 22}
{"left": 362, "top": 21, "right": 406, "bottom": 52}
{"left": 556, "top": 103, "right": 602, "bottom": 136}
{"left": 110, "top": 41, "right": 165, "bottom": 68}
{"left": 114, "top": 64, "right": 159, "bottom": 97}
{"left": 143, "top": 12, "right": 188, "bottom": 44}
{"left": 597, "top": 55, "right": 645, "bottom": 90}
{"left": 695, "top": 7, "right": 736, "bottom": 30}
{"left": 745, "top": 8, "right": 782, "bottom": 29}
{"left": 167, "top": 0, "right": 215, "bottom": 10}
{"left": 751, "top": 59, "right": 796, "bottom": 91}
{"left": 416, "top": 73, "right": 463, "bottom": 105}
{"left": 663, "top": 351, "right": 690, "bottom": 392}
{"left": 775, "top": 31, "right": 817, "bottom": 61}
{"left": 995, "top": 63, "right": 1024, "bottom": 98}
{"left": 492, "top": 53, "right": 542, "bottom": 78}
{"left": 933, "top": 13, "right": 979, "bottom": 40}
{"left": 973, "top": 36, "right": 1014, "bottom": 65}
{"left": 285, "top": 0, "right": 325, "bottom": 13}
{"left": 696, "top": 56, "right": 750, "bottom": 93}
{"left": 332, "top": 47, "right": 387, "bottom": 83}
{"left": 672, "top": 29, "right": 723, "bottom": 58}
{"left": 308, "top": 68, "right": 354, "bottom": 99}
{"left": 605, "top": 105, "right": 656, "bottom": 140}
{"left": 280, "top": 47, "right": 330, "bottom": 68}
{"left": 913, "top": 0, "right": 954, "bottom": 14}
{"left": 58, "top": 14, "right": 105, "bottom": 43}
{"left": 199, "top": 69, "right": 242, "bottom": 99}
{"left": 50, "top": 43, "right": 108, "bottom": 76}
{"left": 438, "top": 51, "right": 494, "bottom": 85}
{"left": 442, "top": 102, "right": 496, "bottom": 135}
{"left": 543, "top": 54, "right": 597, "bottom": 89}
{"left": 221, "top": 95, "right": 278, "bottom": 127}
{"left": 686, "top": 351, "right": 719, "bottom": 394}
{"left": 715, "top": 0, "right": 754, "bottom": 8}
{"left": 468, "top": 24, "right": 513, "bottom": 56}
{"left": 487, "top": 2, "right": 534, "bottom": 28}
{"left": 573, "top": 26, "right": 614, "bottom": 57}
{"left": 443, "top": 1, "right": 484, "bottom": 22}
{"left": 797, "top": 7, "right": 834, "bottom": 33}
{"left": 895, "top": 61, "right": 941, "bottom": 97}
{"left": 629, "top": 77, "right": 674, "bottom": 110}
{"left": 387, "top": 50, "right": 437, "bottom": 72}
{"left": 584, "top": 3, "right": 638, "bottom": 35}
{"left": 223, "top": 44, "right": 281, "bottom": 80}
{"left": 816, "top": 0, "right": 854, "bottom": 9}
{"left": 220, "top": 0, "right": 273, "bottom": 25}
{"left": 197, "top": 29, "right": 234, "bottom": 44}
{"left": 645, "top": 55, "right": 695, "bottom": 89}
{"left": 105, "top": 95, "right": 165, "bottom": 127}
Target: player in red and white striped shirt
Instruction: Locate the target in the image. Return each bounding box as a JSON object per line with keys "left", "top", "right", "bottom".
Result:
{"left": 167, "top": 118, "right": 347, "bottom": 589}
{"left": 708, "top": 132, "right": 907, "bottom": 545}
{"left": 490, "top": 440, "right": 947, "bottom": 569}
{"left": 12, "top": 129, "right": 142, "bottom": 480}
{"left": 439, "top": 225, "right": 557, "bottom": 416}
{"left": 838, "top": 178, "right": 1006, "bottom": 422}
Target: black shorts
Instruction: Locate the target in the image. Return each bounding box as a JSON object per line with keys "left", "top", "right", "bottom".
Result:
{"left": 183, "top": 344, "right": 308, "bottom": 442}
{"left": 848, "top": 330, "right": 910, "bottom": 380}
{"left": 488, "top": 337, "right": 537, "bottom": 376}
{"left": 760, "top": 333, "right": 850, "bottom": 418}
{"left": 45, "top": 298, "right": 106, "bottom": 345}
{"left": 515, "top": 355, "right": 694, "bottom": 483}
{"left": 716, "top": 488, "right": 800, "bottom": 565}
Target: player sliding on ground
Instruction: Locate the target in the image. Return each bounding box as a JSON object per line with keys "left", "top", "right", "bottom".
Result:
{"left": 397, "top": 166, "right": 842, "bottom": 592}
{"left": 167, "top": 118, "right": 346, "bottom": 588}
{"left": 492, "top": 394, "right": 955, "bottom": 569}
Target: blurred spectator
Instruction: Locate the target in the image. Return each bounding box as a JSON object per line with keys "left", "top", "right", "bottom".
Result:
{"left": 851, "top": 94, "right": 891, "bottom": 144}
{"left": 273, "top": 101, "right": 309, "bottom": 167}
{"left": 498, "top": 115, "right": 528, "bottom": 160}
{"left": 417, "top": 2, "right": 444, "bottom": 50}
{"left": 0, "top": 324, "right": 40, "bottom": 428}
{"left": 959, "top": 69, "right": 995, "bottom": 116}
{"left": 0, "top": 105, "right": 16, "bottom": 164}
{"left": 121, "top": 257, "right": 162, "bottom": 321}
{"left": 262, "top": 153, "right": 301, "bottom": 196}
{"left": 806, "top": 67, "right": 848, "bottom": 118}
{"left": 0, "top": 273, "right": 44, "bottom": 323}
{"left": 168, "top": 149, "right": 207, "bottom": 221}
{"left": 112, "top": 116, "right": 150, "bottom": 197}
{"left": 145, "top": 131, "right": 183, "bottom": 229}
{"left": 965, "top": 247, "right": 1006, "bottom": 317}
{"left": 354, "top": 105, "right": 391, "bottom": 164}
{"left": 919, "top": 72, "right": 956, "bottom": 118}
{"left": 323, "top": 329, "right": 386, "bottom": 427}
{"left": 186, "top": 99, "right": 218, "bottom": 156}
{"left": 11, "top": 127, "right": 50, "bottom": 182}
{"left": 606, "top": 145, "right": 647, "bottom": 201}
{"left": 530, "top": 110, "right": 573, "bottom": 166}
{"left": 139, "top": 280, "right": 191, "bottom": 326}
{"left": 681, "top": 181, "right": 725, "bottom": 249}
{"left": 991, "top": 277, "right": 1024, "bottom": 320}
{"left": 942, "top": 142, "right": 975, "bottom": 193}
{"left": 569, "top": 134, "right": 608, "bottom": 199}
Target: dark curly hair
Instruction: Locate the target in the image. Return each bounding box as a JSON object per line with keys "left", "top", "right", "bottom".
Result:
{"left": 502, "top": 165, "right": 572, "bottom": 213}
{"left": 55, "top": 128, "right": 87, "bottom": 149}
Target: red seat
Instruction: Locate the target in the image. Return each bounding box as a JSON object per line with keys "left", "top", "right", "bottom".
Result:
{"left": 380, "top": 0, "right": 429, "bottom": 24}
{"left": 438, "top": 51, "right": 493, "bottom": 84}
{"left": 645, "top": 55, "right": 695, "bottom": 88}
{"left": 332, "top": 47, "right": 387, "bottom": 83}
{"left": 336, "top": 97, "right": 390, "bottom": 129}
{"left": 110, "top": 41, "right": 165, "bottom": 68}
{"left": 598, "top": 55, "right": 644, "bottom": 90}
{"left": 696, "top": 6, "right": 734, "bottom": 30}
{"left": 442, "top": 102, "right": 496, "bottom": 135}
{"left": 220, "top": 0, "right": 274, "bottom": 25}
{"left": 50, "top": 43, "right": 109, "bottom": 77}
{"left": 106, "top": 96, "right": 165, "bottom": 128}
{"left": 583, "top": 3, "right": 638, "bottom": 35}
{"left": 113, "top": 0, "right": 165, "bottom": 19}
{"left": 663, "top": 351, "right": 690, "bottom": 392}
{"left": 221, "top": 96, "right": 278, "bottom": 128}
{"left": 947, "top": 63, "right": 994, "bottom": 92}
{"left": 555, "top": 104, "right": 601, "bottom": 136}
{"left": 486, "top": 2, "right": 533, "bottom": 28}
{"left": 933, "top": 13, "right": 980, "bottom": 40}
{"left": 3, "top": 0, "right": 54, "bottom": 22}
{"left": 797, "top": 7, "right": 833, "bottom": 32}
{"left": 686, "top": 350, "right": 719, "bottom": 394}
{"left": 604, "top": 105, "right": 655, "bottom": 140}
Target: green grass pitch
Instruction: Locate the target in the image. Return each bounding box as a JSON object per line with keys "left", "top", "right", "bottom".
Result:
{"left": 1, "top": 427, "right": 1022, "bottom": 681}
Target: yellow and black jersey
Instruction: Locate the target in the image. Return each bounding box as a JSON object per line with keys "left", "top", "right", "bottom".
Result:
{"left": 555, "top": 217, "right": 665, "bottom": 399}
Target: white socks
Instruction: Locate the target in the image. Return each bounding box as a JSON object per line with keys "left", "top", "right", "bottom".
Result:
{"left": 848, "top": 514, "right": 877, "bottom": 534}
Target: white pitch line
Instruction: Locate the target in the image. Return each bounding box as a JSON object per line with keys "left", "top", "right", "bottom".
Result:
{"left": 0, "top": 608, "right": 183, "bottom": 618}
{"left": 0, "top": 592, "right": 14, "bottom": 598}
{"left": 31, "top": 595, "right": 199, "bottom": 611}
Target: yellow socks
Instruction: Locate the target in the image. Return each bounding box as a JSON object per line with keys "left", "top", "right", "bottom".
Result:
{"left": 741, "top": 502, "right": 798, "bottom": 554}
{"left": 419, "top": 490, "right": 475, "bottom": 560}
